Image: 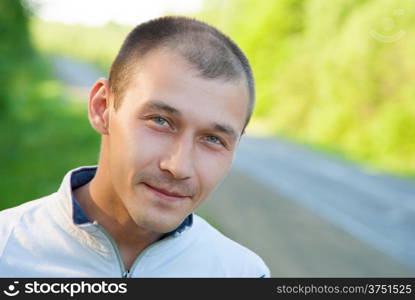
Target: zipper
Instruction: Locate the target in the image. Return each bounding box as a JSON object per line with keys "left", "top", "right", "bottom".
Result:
{"left": 93, "top": 221, "right": 174, "bottom": 278}
{"left": 126, "top": 239, "right": 166, "bottom": 277}
{"left": 93, "top": 222, "right": 127, "bottom": 277}
{"left": 122, "top": 270, "right": 130, "bottom": 278}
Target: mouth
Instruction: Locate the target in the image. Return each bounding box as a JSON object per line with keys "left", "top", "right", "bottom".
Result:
{"left": 142, "top": 183, "right": 190, "bottom": 202}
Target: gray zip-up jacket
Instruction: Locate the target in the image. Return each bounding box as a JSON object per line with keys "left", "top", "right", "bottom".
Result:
{"left": 0, "top": 166, "right": 270, "bottom": 277}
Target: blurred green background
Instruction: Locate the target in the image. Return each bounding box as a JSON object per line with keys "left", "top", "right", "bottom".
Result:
{"left": 1, "top": 0, "right": 414, "bottom": 210}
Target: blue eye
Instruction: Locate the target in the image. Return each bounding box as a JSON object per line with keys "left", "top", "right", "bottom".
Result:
{"left": 205, "top": 135, "right": 223, "bottom": 146}
{"left": 153, "top": 116, "right": 168, "bottom": 126}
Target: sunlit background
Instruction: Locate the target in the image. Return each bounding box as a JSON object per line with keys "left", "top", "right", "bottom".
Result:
{"left": 32, "top": 0, "right": 203, "bottom": 26}
{"left": 1, "top": 0, "right": 414, "bottom": 277}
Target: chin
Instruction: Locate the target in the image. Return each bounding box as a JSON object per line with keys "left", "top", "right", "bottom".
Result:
{"left": 144, "top": 221, "right": 182, "bottom": 234}
{"left": 132, "top": 212, "right": 185, "bottom": 234}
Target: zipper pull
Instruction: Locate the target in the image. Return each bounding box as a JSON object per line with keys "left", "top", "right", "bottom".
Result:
{"left": 122, "top": 270, "right": 130, "bottom": 278}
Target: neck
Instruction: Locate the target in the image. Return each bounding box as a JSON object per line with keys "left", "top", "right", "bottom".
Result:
{"left": 73, "top": 166, "right": 162, "bottom": 270}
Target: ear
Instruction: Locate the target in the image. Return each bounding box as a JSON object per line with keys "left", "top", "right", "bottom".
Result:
{"left": 88, "top": 78, "right": 111, "bottom": 135}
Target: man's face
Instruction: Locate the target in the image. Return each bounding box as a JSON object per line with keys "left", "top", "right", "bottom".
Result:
{"left": 104, "top": 49, "right": 249, "bottom": 233}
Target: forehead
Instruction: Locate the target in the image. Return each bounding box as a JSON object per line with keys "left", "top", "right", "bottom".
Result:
{"left": 120, "top": 49, "right": 250, "bottom": 133}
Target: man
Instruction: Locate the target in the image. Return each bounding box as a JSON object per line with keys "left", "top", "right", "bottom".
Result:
{"left": 0, "top": 16, "right": 269, "bottom": 277}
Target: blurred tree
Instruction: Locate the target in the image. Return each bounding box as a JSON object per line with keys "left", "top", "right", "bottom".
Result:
{"left": 0, "top": 0, "right": 34, "bottom": 117}
{"left": 0, "top": 1, "right": 101, "bottom": 209}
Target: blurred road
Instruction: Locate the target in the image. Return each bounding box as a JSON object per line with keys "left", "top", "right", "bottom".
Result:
{"left": 53, "top": 55, "right": 415, "bottom": 277}
{"left": 51, "top": 55, "right": 104, "bottom": 100}
{"left": 199, "top": 137, "right": 415, "bottom": 276}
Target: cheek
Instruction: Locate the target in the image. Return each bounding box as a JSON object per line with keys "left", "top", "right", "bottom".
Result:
{"left": 196, "top": 150, "right": 233, "bottom": 196}
{"left": 134, "top": 126, "right": 175, "bottom": 155}
{"left": 109, "top": 120, "right": 168, "bottom": 176}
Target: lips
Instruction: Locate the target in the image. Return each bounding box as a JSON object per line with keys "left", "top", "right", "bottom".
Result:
{"left": 143, "top": 183, "right": 189, "bottom": 199}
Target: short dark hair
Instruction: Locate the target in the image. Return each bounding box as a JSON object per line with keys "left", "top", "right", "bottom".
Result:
{"left": 109, "top": 16, "right": 255, "bottom": 130}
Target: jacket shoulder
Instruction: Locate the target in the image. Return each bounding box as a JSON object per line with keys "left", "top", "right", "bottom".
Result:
{"left": 0, "top": 195, "right": 53, "bottom": 258}
{"left": 191, "top": 214, "right": 270, "bottom": 277}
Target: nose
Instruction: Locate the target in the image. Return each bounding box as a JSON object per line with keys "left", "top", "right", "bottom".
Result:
{"left": 159, "top": 135, "right": 194, "bottom": 180}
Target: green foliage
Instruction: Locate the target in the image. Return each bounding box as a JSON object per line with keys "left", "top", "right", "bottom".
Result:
{"left": 0, "top": 0, "right": 35, "bottom": 117}
{"left": 0, "top": 85, "right": 100, "bottom": 210}
{"left": 0, "top": 1, "right": 100, "bottom": 209}
{"left": 0, "top": 50, "right": 101, "bottom": 210}
{"left": 199, "top": 0, "right": 415, "bottom": 176}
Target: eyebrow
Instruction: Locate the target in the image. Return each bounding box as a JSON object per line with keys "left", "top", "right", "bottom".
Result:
{"left": 213, "top": 123, "right": 238, "bottom": 143}
{"left": 145, "top": 100, "right": 181, "bottom": 115}
{"left": 144, "top": 99, "right": 239, "bottom": 142}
